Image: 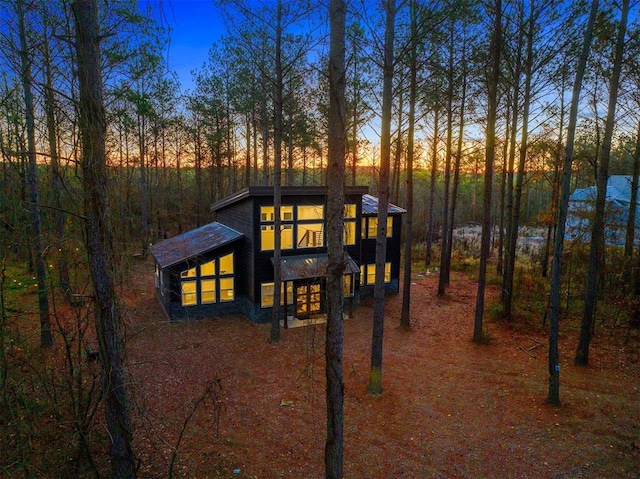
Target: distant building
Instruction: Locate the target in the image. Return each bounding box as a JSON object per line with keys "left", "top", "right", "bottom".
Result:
{"left": 151, "top": 186, "right": 405, "bottom": 322}
{"left": 566, "top": 175, "right": 640, "bottom": 246}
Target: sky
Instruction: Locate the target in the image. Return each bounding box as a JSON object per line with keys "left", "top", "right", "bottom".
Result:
{"left": 140, "top": 0, "right": 228, "bottom": 92}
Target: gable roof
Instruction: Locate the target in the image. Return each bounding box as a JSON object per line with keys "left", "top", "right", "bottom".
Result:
{"left": 151, "top": 222, "right": 243, "bottom": 269}
{"left": 361, "top": 194, "right": 406, "bottom": 215}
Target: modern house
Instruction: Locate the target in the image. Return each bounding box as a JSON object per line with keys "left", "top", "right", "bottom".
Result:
{"left": 150, "top": 186, "right": 405, "bottom": 322}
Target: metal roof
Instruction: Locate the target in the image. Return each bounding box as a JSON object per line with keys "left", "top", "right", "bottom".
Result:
{"left": 151, "top": 222, "right": 243, "bottom": 269}
{"left": 274, "top": 253, "right": 360, "bottom": 281}
{"left": 361, "top": 194, "right": 406, "bottom": 215}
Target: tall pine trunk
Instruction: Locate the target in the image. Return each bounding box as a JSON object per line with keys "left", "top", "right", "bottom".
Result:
{"left": 576, "top": 0, "right": 629, "bottom": 366}
{"left": 325, "top": 2, "right": 346, "bottom": 475}
{"left": 474, "top": 0, "right": 502, "bottom": 342}
{"left": 547, "top": 0, "right": 598, "bottom": 405}
{"left": 18, "top": 0, "right": 53, "bottom": 347}
{"left": 368, "top": 0, "right": 395, "bottom": 395}
{"left": 73, "top": 1, "right": 137, "bottom": 475}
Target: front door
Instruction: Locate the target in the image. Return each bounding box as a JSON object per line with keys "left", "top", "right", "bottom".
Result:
{"left": 296, "top": 282, "right": 322, "bottom": 318}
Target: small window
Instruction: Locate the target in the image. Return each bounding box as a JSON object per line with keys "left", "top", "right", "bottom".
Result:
{"left": 201, "top": 279, "right": 216, "bottom": 304}
{"left": 298, "top": 205, "right": 324, "bottom": 220}
{"left": 261, "top": 205, "right": 293, "bottom": 222}
{"left": 219, "top": 253, "right": 234, "bottom": 275}
{"left": 181, "top": 281, "right": 197, "bottom": 306}
{"left": 181, "top": 267, "right": 196, "bottom": 278}
{"left": 261, "top": 225, "right": 275, "bottom": 250}
{"left": 360, "top": 263, "right": 391, "bottom": 285}
{"left": 220, "top": 277, "right": 234, "bottom": 302}
{"left": 201, "top": 260, "right": 215, "bottom": 277}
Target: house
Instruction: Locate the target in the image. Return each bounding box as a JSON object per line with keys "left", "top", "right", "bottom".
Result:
{"left": 566, "top": 175, "right": 640, "bottom": 246}
{"left": 150, "top": 186, "right": 406, "bottom": 322}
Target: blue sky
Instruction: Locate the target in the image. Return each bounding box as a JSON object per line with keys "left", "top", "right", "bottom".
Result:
{"left": 140, "top": 0, "right": 227, "bottom": 92}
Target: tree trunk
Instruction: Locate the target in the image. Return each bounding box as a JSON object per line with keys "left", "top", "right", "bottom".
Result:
{"left": 504, "top": 2, "right": 535, "bottom": 320}
{"left": 474, "top": 0, "right": 501, "bottom": 342}
{"left": 425, "top": 109, "right": 439, "bottom": 268}
{"left": 576, "top": 0, "right": 629, "bottom": 366}
{"left": 547, "top": 0, "right": 598, "bottom": 405}
{"left": 437, "top": 23, "right": 455, "bottom": 297}
{"left": 325, "top": 2, "right": 346, "bottom": 475}
{"left": 400, "top": 0, "right": 417, "bottom": 331}
{"left": 270, "top": 0, "right": 284, "bottom": 344}
{"left": 18, "top": 0, "right": 53, "bottom": 347}
{"left": 72, "top": 1, "right": 137, "bottom": 475}
{"left": 368, "top": 0, "right": 395, "bottom": 395}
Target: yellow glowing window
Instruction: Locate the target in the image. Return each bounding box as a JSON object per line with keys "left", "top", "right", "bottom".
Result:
{"left": 343, "top": 274, "right": 354, "bottom": 297}
{"left": 181, "top": 267, "right": 196, "bottom": 278}
{"left": 181, "top": 281, "right": 197, "bottom": 306}
{"left": 297, "top": 205, "right": 324, "bottom": 220}
{"left": 220, "top": 277, "right": 234, "bottom": 302}
{"left": 344, "top": 204, "right": 356, "bottom": 218}
{"left": 201, "top": 279, "right": 216, "bottom": 304}
{"left": 201, "top": 260, "right": 215, "bottom": 277}
{"left": 261, "top": 282, "right": 294, "bottom": 307}
{"left": 261, "top": 225, "right": 293, "bottom": 250}
{"left": 344, "top": 221, "right": 356, "bottom": 245}
{"left": 360, "top": 263, "right": 391, "bottom": 285}
{"left": 219, "top": 253, "right": 234, "bottom": 275}
{"left": 297, "top": 223, "right": 324, "bottom": 248}
{"left": 363, "top": 217, "right": 393, "bottom": 238}
{"left": 261, "top": 205, "right": 293, "bottom": 222}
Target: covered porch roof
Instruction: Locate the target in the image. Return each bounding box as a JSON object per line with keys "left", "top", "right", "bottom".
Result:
{"left": 274, "top": 253, "right": 360, "bottom": 281}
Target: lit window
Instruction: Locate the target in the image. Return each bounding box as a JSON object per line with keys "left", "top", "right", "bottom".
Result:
{"left": 261, "top": 205, "right": 293, "bottom": 221}
{"left": 362, "top": 217, "right": 393, "bottom": 238}
{"left": 261, "top": 282, "right": 294, "bottom": 307}
{"left": 201, "top": 260, "right": 215, "bottom": 277}
{"left": 298, "top": 205, "right": 324, "bottom": 220}
{"left": 181, "top": 281, "right": 197, "bottom": 306}
{"left": 220, "top": 277, "right": 234, "bottom": 302}
{"left": 201, "top": 279, "right": 216, "bottom": 304}
{"left": 261, "top": 225, "right": 293, "bottom": 250}
{"left": 261, "top": 225, "right": 275, "bottom": 250}
{"left": 344, "top": 204, "right": 356, "bottom": 218}
{"left": 181, "top": 267, "right": 196, "bottom": 278}
{"left": 360, "top": 263, "right": 391, "bottom": 285}
{"left": 344, "top": 221, "right": 356, "bottom": 245}
{"left": 297, "top": 223, "right": 324, "bottom": 248}
{"left": 343, "top": 274, "right": 354, "bottom": 297}
{"left": 219, "top": 253, "right": 234, "bottom": 275}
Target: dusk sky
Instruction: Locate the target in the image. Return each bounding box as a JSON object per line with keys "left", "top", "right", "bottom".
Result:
{"left": 141, "top": 0, "right": 228, "bottom": 92}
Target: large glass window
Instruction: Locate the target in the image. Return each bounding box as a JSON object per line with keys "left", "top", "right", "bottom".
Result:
{"left": 181, "top": 281, "right": 197, "bottom": 306}
{"left": 343, "top": 274, "right": 354, "bottom": 297}
{"left": 344, "top": 204, "right": 356, "bottom": 218}
{"left": 297, "top": 205, "right": 324, "bottom": 220}
{"left": 297, "top": 223, "right": 324, "bottom": 248}
{"left": 201, "top": 260, "right": 215, "bottom": 277}
{"left": 219, "top": 253, "right": 234, "bottom": 275}
{"left": 201, "top": 279, "right": 216, "bottom": 304}
{"left": 261, "top": 206, "right": 294, "bottom": 251}
{"left": 220, "top": 277, "right": 235, "bottom": 302}
{"left": 360, "top": 263, "right": 392, "bottom": 285}
{"left": 344, "top": 221, "right": 356, "bottom": 245}
{"left": 181, "top": 267, "right": 196, "bottom": 278}
{"left": 261, "top": 282, "right": 294, "bottom": 308}
{"left": 362, "top": 217, "right": 393, "bottom": 239}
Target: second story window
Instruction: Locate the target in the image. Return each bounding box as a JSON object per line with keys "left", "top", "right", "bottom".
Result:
{"left": 362, "top": 216, "right": 393, "bottom": 239}
{"left": 261, "top": 205, "right": 293, "bottom": 251}
{"left": 297, "top": 204, "right": 324, "bottom": 249}
{"left": 344, "top": 204, "right": 357, "bottom": 245}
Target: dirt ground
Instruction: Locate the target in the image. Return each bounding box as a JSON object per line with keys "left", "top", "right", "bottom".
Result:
{"left": 125, "top": 265, "right": 640, "bottom": 479}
